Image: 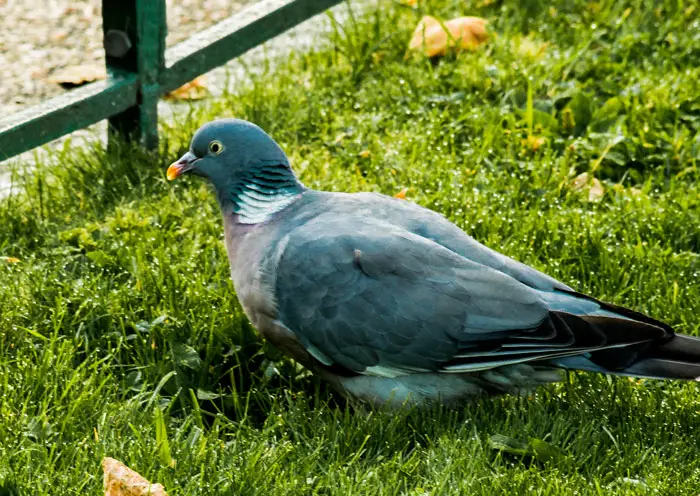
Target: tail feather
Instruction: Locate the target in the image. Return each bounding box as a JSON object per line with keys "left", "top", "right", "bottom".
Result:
{"left": 550, "top": 288, "right": 676, "bottom": 335}
{"left": 541, "top": 289, "right": 700, "bottom": 381}
{"left": 552, "top": 333, "right": 700, "bottom": 381}
{"left": 652, "top": 334, "right": 700, "bottom": 363}
{"left": 623, "top": 358, "right": 700, "bottom": 380}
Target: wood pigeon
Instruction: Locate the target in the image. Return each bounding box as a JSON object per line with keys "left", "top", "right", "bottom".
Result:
{"left": 167, "top": 118, "right": 700, "bottom": 408}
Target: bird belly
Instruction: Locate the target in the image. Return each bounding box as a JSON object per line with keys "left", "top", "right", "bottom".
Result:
{"left": 337, "top": 365, "right": 564, "bottom": 408}
{"left": 338, "top": 373, "right": 484, "bottom": 408}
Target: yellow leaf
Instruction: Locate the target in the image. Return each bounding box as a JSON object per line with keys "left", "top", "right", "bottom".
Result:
{"left": 571, "top": 172, "right": 605, "bottom": 202}
{"left": 164, "top": 76, "right": 209, "bottom": 101}
{"left": 103, "top": 458, "right": 168, "bottom": 496}
{"left": 358, "top": 150, "right": 371, "bottom": 158}
{"left": 394, "top": 188, "right": 408, "bottom": 199}
{"left": 521, "top": 135, "right": 546, "bottom": 152}
{"left": 588, "top": 178, "right": 604, "bottom": 202}
{"left": 407, "top": 16, "right": 489, "bottom": 58}
{"left": 48, "top": 64, "right": 106, "bottom": 87}
{"left": 571, "top": 172, "right": 590, "bottom": 191}
{"left": 514, "top": 35, "right": 549, "bottom": 60}
{"left": 1, "top": 256, "right": 20, "bottom": 263}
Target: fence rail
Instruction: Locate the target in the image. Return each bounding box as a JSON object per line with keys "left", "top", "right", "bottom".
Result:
{"left": 0, "top": 0, "right": 343, "bottom": 162}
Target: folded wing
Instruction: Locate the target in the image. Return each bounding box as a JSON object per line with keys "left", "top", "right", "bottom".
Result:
{"left": 274, "top": 217, "right": 667, "bottom": 377}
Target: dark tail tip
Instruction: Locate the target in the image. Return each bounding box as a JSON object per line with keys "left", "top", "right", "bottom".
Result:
{"left": 621, "top": 334, "right": 700, "bottom": 380}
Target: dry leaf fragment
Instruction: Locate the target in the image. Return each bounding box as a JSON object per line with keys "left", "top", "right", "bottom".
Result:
{"left": 164, "top": 76, "right": 209, "bottom": 101}
{"left": 1, "top": 256, "right": 20, "bottom": 263}
{"left": 514, "top": 35, "right": 549, "bottom": 60}
{"left": 48, "top": 64, "right": 106, "bottom": 87}
{"left": 571, "top": 172, "right": 605, "bottom": 202}
{"left": 588, "top": 178, "right": 604, "bottom": 202}
{"left": 394, "top": 188, "right": 408, "bottom": 199}
{"left": 571, "top": 172, "right": 589, "bottom": 191}
{"left": 358, "top": 150, "right": 371, "bottom": 158}
{"left": 51, "top": 30, "right": 69, "bottom": 43}
{"left": 521, "top": 135, "right": 546, "bottom": 153}
{"left": 407, "top": 16, "right": 489, "bottom": 58}
{"left": 103, "top": 457, "right": 168, "bottom": 496}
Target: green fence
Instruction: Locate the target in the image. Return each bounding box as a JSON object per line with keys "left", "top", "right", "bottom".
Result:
{"left": 0, "top": 0, "right": 343, "bottom": 162}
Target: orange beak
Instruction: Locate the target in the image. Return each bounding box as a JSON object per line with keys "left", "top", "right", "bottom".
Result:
{"left": 167, "top": 151, "right": 198, "bottom": 181}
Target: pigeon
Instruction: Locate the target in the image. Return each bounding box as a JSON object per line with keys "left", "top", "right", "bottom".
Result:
{"left": 167, "top": 118, "right": 700, "bottom": 408}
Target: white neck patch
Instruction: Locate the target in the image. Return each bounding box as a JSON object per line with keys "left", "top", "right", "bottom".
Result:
{"left": 233, "top": 188, "right": 300, "bottom": 224}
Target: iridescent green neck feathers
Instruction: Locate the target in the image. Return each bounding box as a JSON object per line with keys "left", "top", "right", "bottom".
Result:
{"left": 227, "top": 163, "right": 304, "bottom": 224}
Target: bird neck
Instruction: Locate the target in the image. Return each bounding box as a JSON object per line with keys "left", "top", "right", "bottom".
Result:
{"left": 224, "top": 163, "right": 304, "bottom": 224}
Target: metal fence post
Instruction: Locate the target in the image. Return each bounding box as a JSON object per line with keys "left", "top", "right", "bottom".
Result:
{"left": 102, "top": 0, "right": 166, "bottom": 150}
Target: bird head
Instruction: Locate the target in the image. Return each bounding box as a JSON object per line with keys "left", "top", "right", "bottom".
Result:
{"left": 166, "top": 119, "right": 290, "bottom": 187}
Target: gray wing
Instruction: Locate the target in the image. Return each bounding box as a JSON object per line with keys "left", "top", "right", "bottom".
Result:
{"left": 273, "top": 217, "right": 617, "bottom": 376}
{"left": 362, "top": 192, "right": 572, "bottom": 292}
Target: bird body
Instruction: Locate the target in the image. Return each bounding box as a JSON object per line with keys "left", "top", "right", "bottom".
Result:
{"left": 168, "top": 119, "right": 700, "bottom": 408}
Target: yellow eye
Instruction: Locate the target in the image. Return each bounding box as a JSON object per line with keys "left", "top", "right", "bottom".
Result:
{"left": 209, "top": 140, "right": 224, "bottom": 155}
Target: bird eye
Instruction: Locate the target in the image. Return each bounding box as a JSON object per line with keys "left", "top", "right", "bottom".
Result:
{"left": 209, "top": 140, "right": 224, "bottom": 155}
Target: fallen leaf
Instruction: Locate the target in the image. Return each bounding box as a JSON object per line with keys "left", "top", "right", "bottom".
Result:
{"left": 51, "top": 30, "right": 69, "bottom": 43}
{"left": 103, "top": 457, "right": 168, "bottom": 496}
{"left": 570, "top": 172, "right": 589, "bottom": 191}
{"left": 394, "top": 188, "right": 408, "bottom": 199}
{"left": 48, "top": 64, "right": 106, "bottom": 87}
{"left": 528, "top": 437, "right": 565, "bottom": 462}
{"left": 588, "top": 178, "right": 604, "bottom": 201}
{"left": 488, "top": 434, "right": 530, "bottom": 457}
{"left": 407, "top": 16, "right": 489, "bottom": 58}
{"left": 489, "top": 435, "right": 566, "bottom": 463}
{"left": 521, "top": 135, "right": 546, "bottom": 153}
{"left": 1, "top": 256, "right": 21, "bottom": 263}
{"left": 164, "top": 76, "right": 209, "bottom": 101}
{"left": 571, "top": 172, "right": 605, "bottom": 202}
{"left": 514, "top": 35, "right": 549, "bottom": 60}
{"left": 358, "top": 150, "right": 371, "bottom": 158}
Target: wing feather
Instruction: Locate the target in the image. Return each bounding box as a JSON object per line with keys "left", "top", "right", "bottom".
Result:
{"left": 274, "top": 218, "right": 580, "bottom": 374}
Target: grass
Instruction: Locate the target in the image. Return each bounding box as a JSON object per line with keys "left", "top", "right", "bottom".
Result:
{"left": 0, "top": 0, "right": 699, "bottom": 493}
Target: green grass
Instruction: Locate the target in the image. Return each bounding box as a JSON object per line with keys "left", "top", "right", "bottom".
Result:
{"left": 1, "top": 0, "right": 699, "bottom": 493}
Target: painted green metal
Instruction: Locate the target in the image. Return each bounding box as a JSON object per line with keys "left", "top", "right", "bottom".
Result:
{"left": 0, "top": 0, "right": 344, "bottom": 163}
{"left": 161, "top": 0, "right": 343, "bottom": 93}
{"left": 0, "top": 75, "right": 138, "bottom": 161}
{"left": 103, "top": 0, "right": 166, "bottom": 149}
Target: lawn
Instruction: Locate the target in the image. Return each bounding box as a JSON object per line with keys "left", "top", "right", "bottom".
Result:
{"left": 1, "top": 0, "right": 699, "bottom": 494}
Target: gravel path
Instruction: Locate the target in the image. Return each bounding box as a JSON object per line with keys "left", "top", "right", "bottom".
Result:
{"left": 0, "top": 0, "right": 357, "bottom": 197}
